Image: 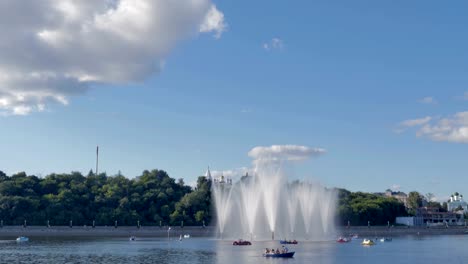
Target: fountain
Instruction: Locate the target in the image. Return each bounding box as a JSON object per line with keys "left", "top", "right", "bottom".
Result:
{"left": 211, "top": 161, "right": 337, "bottom": 241}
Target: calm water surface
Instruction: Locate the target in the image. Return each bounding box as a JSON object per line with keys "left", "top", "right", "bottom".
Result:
{"left": 0, "top": 235, "right": 467, "bottom": 263}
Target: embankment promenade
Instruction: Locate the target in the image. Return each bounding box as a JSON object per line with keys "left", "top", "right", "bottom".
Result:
{"left": 0, "top": 225, "right": 467, "bottom": 238}
{"left": 338, "top": 226, "right": 468, "bottom": 237}
{"left": 0, "top": 226, "right": 213, "bottom": 238}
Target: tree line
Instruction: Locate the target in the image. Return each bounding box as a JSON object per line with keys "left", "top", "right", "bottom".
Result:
{"left": 0, "top": 169, "right": 448, "bottom": 227}
{"left": 0, "top": 170, "right": 211, "bottom": 227}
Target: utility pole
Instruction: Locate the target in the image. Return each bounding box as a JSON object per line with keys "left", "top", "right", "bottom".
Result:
{"left": 96, "top": 145, "right": 99, "bottom": 175}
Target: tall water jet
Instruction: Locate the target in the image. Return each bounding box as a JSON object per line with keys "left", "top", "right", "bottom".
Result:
{"left": 286, "top": 182, "right": 300, "bottom": 235}
{"left": 212, "top": 180, "right": 234, "bottom": 238}
{"left": 239, "top": 176, "right": 262, "bottom": 238}
{"left": 255, "top": 161, "right": 284, "bottom": 238}
{"left": 210, "top": 145, "right": 335, "bottom": 240}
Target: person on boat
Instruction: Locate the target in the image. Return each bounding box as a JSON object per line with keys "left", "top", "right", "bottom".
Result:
{"left": 276, "top": 248, "right": 280, "bottom": 254}
{"left": 265, "top": 248, "right": 269, "bottom": 254}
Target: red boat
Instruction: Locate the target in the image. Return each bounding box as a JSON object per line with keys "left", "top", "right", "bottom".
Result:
{"left": 336, "top": 237, "right": 350, "bottom": 243}
{"left": 233, "top": 239, "right": 252, "bottom": 246}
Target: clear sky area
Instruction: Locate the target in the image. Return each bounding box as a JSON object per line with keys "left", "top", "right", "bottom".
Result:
{"left": 0, "top": 0, "right": 467, "bottom": 201}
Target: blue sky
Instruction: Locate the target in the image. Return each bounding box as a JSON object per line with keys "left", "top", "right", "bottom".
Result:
{"left": 0, "top": 0, "right": 467, "bottom": 201}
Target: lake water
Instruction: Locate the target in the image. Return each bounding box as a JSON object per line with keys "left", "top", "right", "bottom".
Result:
{"left": 0, "top": 235, "right": 467, "bottom": 263}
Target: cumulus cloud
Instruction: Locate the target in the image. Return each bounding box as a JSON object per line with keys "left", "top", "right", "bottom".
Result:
{"left": 208, "top": 145, "right": 325, "bottom": 182}
{"left": 248, "top": 145, "right": 326, "bottom": 164}
{"left": 263, "top": 38, "right": 284, "bottom": 51}
{"left": 418, "top": 96, "right": 437, "bottom": 105}
{"left": 0, "top": 0, "right": 226, "bottom": 115}
{"left": 199, "top": 5, "right": 226, "bottom": 38}
{"left": 398, "top": 112, "right": 468, "bottom": 143}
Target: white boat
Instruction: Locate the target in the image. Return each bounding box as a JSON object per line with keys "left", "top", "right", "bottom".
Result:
{"left": 379, "top": 237, "right": 392, "bottom": 242}
{"left": 129, "top": 236, "right": 136, "bottom": 241}
{"left": 361, "top": 239, "right": 375, "bottom": 246}
{"left": 183, "top": 234, "right": 190, "bottom": 238}
{"left": 16, "top": 236, "right": 29, "bottom": 242}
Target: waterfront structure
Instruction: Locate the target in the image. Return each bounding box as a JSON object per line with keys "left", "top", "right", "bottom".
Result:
{"left": 396, "top": 207, "right": 464, "bottom": 227}
{"left": 447, "top": 192, "right": 468, "bottom": 212}
{"left": 395, "top": 216, "right": 418, "bottom": 226}
{"left": 417, "top": 207, "right": 464, "bottom": 226}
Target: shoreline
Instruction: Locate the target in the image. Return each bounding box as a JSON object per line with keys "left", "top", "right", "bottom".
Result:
{"left": 0, "top": 226, "right": 213, "bottom": 238}
{"left": 337, "top": 226, "right": 468, "bottom": 237}
{"left": 0, "top": 225, "right": 467, "bottom": 238}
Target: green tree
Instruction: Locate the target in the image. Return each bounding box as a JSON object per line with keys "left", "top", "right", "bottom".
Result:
{"left": 407, "top": 191, "right": 423, "bottom": 215}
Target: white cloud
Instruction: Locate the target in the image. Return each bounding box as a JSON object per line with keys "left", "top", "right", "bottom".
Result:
{"left": 398, "top": 116, "right": 432, "bottom": 128}
{"left": 398, "top": 112, "right": 468, "bottom": 143}
{"left": 0, "top": 0, "right": 226, "bottom": 115}
{"left": 418, "top": 96, "right": 437, "bottom": 105}
{"left": 248, "top": 145, "right": 326, "bottom": 164}
{"left": 199, "top": 5, "right": 226, "bottom": 39}
{"left": 209, "top": 145, "right": 325, "bottom": 182}
{"left": 263, "top": 38, "right": 284, "bottom": 51}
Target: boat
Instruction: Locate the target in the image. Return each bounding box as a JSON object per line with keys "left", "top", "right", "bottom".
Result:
{"left": 351, "top": 234, "right": 359, "bottom": 240}
{"left": 279, "top": 240, "right": 298, "bottom": 244}
{"left": 379, "top": 237, "right": 392, "bottom": 242}
{"left": 183, "top": 234, "right": 190, "bottom": 238}
{"left": 16, "top": 236, "right": 29, "bottom": 242}
{"left": 129, "top": 236, "right": 136, "bottom": 241}
{"left": 337, "top": 237, "right": 350, "bottom": 243}
{"left": 263, "top": 252, "right": 295, "bottom": 258}
{"left": 232, "top": 239, "right": 251, "bottom": 246}
{"left": 361, "top": 239, "right": 375, "bottom": 246}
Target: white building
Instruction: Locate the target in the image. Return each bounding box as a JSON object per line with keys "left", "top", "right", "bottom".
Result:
{"left": 204, "top": 167, "right": 232, "bottom": 184}
{"left": 447, "top": 192, "right": 468, "bottom": 212}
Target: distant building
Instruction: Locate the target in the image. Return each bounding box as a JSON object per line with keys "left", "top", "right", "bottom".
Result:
{"left": 385, "top": 190, "right": 408, "bottom": 208}
{"left": 204, "top": 167, "right": 232, "bottom": 185}
{"left": 447, "top": 192, "right": 468, "bottom": 212}
{"left": 419, "top": 207, "right": 463, "bottom": 226}
{"left": 204, "top": 167, "right": 212, "bottom": 181}
{"left": 397, "top": 207, "right": 464, "bottom": 227}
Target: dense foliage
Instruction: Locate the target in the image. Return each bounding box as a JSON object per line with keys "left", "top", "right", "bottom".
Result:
{"left": 0, "top": 169, "right": 426, "bottom": 227}
{"left": 336, "top": 189, "right": 407, "bottom": 226}
{"left": 0, "top": 170, "right": 211, "bottom": 226}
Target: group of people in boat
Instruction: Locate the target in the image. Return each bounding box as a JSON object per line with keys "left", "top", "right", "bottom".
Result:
{"left": 265, "top": 246, "right": 289, "bottom": 254}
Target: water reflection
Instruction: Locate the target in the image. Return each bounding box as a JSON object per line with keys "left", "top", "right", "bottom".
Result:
{"left": 0, "top": 236, "right": 466, "bottom": 263}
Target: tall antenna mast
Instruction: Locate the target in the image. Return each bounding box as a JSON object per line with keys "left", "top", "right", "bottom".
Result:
{"left": 96, "top": 145, "right": 99, "bottom": 175}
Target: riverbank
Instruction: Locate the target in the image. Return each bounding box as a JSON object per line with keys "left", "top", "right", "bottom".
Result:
{"left": 337, "top": 226, "right": 468, "bottom": 237}
{"left": 0, "top": 226, "right": 214, "bottom": 238}
{"left": 0, "top": 225, "right": 466, "bottom": 238}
